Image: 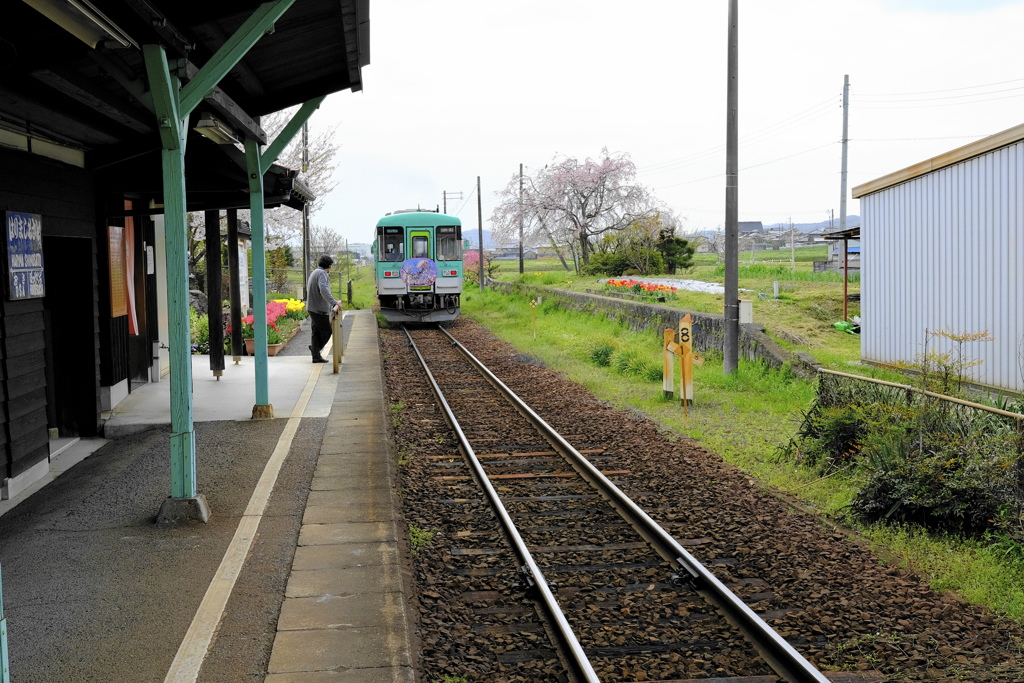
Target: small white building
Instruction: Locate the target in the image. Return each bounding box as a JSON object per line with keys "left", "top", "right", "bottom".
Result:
{"left": 852, "top": 123, "right": 1024, "bottom": 394}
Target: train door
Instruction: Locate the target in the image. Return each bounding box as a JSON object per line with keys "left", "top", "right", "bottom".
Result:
{"left": 410, "top": 230, "right": 430, "bottom": 259}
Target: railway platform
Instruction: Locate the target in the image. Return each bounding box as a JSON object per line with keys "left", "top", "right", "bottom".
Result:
{"left": 0, "top": 309, "right": 416, "bottom": 682}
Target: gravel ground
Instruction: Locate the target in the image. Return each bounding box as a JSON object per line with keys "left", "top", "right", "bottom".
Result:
{"left": 382, "top": 317, "right": 1024, "bottom": 683}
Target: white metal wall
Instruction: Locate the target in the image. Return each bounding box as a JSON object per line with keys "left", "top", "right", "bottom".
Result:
{"left": 860, "top": 140, "right": 1024, "bottom": 393}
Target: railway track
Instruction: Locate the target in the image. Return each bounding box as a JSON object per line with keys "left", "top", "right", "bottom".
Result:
{"left": 402, "top": 324, "right": 850, "bottom": 683}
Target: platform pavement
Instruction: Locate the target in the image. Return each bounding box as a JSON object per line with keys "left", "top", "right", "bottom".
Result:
{"left": 0, "top": 309, "right": 416, "bottom": 682}
{"left": 265, "top": 310, "right": 415, "bottom": 683}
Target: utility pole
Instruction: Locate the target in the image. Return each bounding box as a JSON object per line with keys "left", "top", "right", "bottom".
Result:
{"left": 477, "top": 176, "right": 484, "bottom": 292}
{"left": 790, "top": 217, "right": 795, "bottom": 271}
{"left": 442, "top": 190, "right": 463, "bottom": 214}
{"left": 839, "top": 74, "right": 850, "bottom": 232}
{"left": 723, "top": 0, "right": 739, "bottom": 375}
{"left": 518, "top": 163, "right": 524, "bottom": 274}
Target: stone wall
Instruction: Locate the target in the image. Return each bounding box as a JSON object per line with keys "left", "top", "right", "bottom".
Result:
{"left": 487, "top": 280, "right": 822, "bottom": 379}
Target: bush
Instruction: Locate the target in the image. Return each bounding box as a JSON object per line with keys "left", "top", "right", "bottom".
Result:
{"left": 189, "top": 307, "right": 210, "bottom": 354}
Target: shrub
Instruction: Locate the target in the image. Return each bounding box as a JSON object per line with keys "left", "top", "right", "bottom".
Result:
{"left": 189, "top": 307, "right": 210, "bottom": 354}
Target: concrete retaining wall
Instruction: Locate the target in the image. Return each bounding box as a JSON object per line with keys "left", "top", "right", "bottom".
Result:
{"left": 487, "top": 280, "right": 822, "bottom": 379}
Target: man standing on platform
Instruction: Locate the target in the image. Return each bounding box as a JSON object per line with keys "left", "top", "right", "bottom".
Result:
{"left": 306, "top": 254, "right": 340, "bottom": 363}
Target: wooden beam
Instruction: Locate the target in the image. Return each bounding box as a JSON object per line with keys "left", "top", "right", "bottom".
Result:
{"left": 31, "top": 68, "right": 152, "bottom": 135}
{"left": 183, "top": 61, "right": 266, "bottom": 144}
{"left": 261, "top": 96, "right": 325, "bottom": 167}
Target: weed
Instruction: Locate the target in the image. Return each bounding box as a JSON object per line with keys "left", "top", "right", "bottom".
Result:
{"left": 589, "top": 343, "right": 615, "bottom": 367}
{"left": 430, "top": 677, "right": 469, "bottom": 683}
{"left": 408, "top": 524, "right": 435, "bottom": 556}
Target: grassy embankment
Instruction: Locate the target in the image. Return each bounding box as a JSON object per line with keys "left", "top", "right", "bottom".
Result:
{"left": 461, "top": 248, "right": 1024, "bottom": 623}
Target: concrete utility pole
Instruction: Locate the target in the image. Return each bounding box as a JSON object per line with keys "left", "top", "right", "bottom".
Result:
{"left": 839, "top": 74, "right": 850, "bottom": 231}
{"left": 518, "top": 163, "right": 525, "bottom": 274}
{"left": 723, "top": 0, "right": 739, "bottom": 375}
{"left": 477, "top": 176, "right": 484, "bottom": 292}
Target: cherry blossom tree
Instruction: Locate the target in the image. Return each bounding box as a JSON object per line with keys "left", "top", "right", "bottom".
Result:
{"left": 491, "top": 149, "right": 655, "bottom": 271}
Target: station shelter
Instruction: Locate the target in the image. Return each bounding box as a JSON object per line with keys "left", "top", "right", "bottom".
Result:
{"left": 0, "top": 0, "right": 369, "bottom": 504}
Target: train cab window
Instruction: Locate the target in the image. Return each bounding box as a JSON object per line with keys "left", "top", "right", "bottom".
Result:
{"left": 436, "top": 226, "right": 462, "bottom": 261}
{"left": 383, "top": 234, "right": 404, "bottom": 261}
{"left": 412, "top": 235, "right": 429, "bottom": 259}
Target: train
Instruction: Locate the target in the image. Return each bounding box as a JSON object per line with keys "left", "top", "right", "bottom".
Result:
{"left": 372, "top": 210, "right": 467, "bottom": 323}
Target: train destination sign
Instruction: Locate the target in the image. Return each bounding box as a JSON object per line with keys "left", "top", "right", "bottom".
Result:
{"left": 5, "top": 211, "right": 45, "bottom": 300}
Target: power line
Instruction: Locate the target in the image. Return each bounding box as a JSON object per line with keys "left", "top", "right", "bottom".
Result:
{"left": 857, "top": 76, "right": 1024, "bottom": 98}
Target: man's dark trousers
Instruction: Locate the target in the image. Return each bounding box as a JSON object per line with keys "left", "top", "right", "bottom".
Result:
{"left": 309, "top": 311, "right": 331, "bottom": 360}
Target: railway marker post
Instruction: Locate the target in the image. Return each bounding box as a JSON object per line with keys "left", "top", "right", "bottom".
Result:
{"left": 678, "top": 314, "right": 694, "bottom": 409}
{"left": 530, "top": 299, "right": 538, "bottom": 339}
{"left": 1, "top": 562, "right": 9, "bottom": 683}
{"left": 331, "top": 304, "right": 343, "bottom": 373}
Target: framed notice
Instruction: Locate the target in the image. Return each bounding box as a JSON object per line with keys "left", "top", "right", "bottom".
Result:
{"left": 4, "top": 211, "right": 45, "bottom": 300}
{"left": 108, "top": 225, "right": 127, "bottom": 317}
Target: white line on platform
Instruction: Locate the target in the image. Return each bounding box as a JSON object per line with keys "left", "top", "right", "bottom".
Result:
{"left": 163, "top": 363, "right": 324, "bottom": 683}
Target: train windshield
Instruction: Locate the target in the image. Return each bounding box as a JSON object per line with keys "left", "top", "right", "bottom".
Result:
{"left": 382, "top": 232, "right": 404, "bottom": 261}
{"left": 412, "top": 234, "right": 429, "bottom": 258}
{"left": 436, "top": 226, "right": 462, "bottom": 261}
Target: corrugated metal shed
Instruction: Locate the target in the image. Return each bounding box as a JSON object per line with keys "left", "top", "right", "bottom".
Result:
{"left": 852, "top": 124, "right": 1024, "bottom": 393}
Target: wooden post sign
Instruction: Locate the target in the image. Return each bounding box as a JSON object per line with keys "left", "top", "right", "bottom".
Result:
{"left": 4, "top": 211, "right": 45, "bottom": 301}
{"left": 663, "top": 314, "right": 704, "bottom": 412}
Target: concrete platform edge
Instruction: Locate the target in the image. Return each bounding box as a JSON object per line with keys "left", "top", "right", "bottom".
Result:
{"left": 267, "top": 311, "right": 416, "bottom": 682}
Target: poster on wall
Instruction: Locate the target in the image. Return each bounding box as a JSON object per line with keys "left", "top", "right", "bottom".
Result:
{"left": 108, "top": 225, "right": 127, "bottom": 317}
{"left": 4, "top": 211, "right": 45, "bottom": 300}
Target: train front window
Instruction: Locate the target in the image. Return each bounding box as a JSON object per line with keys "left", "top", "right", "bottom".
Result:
{"left": 436, "top": 226, "right": 462, "bottom": 260}
{"left": 412, "top": 235, "right": 429, "bottom": 258}
{"left": 383, "top": 234, "right": 404, "bottom": 261}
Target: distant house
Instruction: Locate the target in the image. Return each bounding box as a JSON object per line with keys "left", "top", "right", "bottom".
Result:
{"left": 813, "top": 228, "right": 860, "bottom": 274}
{"left": 738, "top": 221, "right": 763, "bottom": 235}
{"left": 852, "top": 123, "right": 1024, "bottom": 394}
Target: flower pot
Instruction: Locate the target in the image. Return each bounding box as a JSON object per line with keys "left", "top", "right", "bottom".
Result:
{"left": 244, "top": 337, "right": 285, "bottom": 356}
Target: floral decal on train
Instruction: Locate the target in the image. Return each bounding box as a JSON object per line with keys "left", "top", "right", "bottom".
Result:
{"left": 400, "top": 257, "right": 438, "bottom": 288}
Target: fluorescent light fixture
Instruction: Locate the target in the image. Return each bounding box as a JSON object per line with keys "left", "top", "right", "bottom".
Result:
{"left": 194, "top": 115, "right": 241, "bottom": 145}
{"left": 24, "top": 0, "right": 138, "bottom": 49}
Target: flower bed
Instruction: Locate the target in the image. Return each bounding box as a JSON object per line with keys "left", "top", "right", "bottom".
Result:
{"left": 603, "top": 278, "right": 678, "bottom": 300}
{"left": 216, "top": 297, "right": 309, "bottom": 356}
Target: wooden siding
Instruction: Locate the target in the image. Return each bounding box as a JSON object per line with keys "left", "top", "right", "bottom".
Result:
{"left": 0, "top": 148, "right": 100, "bottom": 482}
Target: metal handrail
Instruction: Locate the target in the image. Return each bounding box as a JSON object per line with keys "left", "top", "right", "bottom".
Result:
{"left": 440, "top": 326, "right": 831, "bottom": 683}
{"left": 403, "top": 327, "right": 600, "bottom": 683}
{"left": 818, "top": 368, "right": 1024, "bottom": 423}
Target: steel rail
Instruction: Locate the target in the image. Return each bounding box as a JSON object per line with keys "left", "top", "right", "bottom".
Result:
{"left": 402, "top": 327, "right": 600, "bottom": 683}
{"left": 438, "top": 326, "right": 831, "bottom": 683}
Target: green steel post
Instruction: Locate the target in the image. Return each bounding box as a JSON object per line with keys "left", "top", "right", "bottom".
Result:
{"left": 246, "top": 138, "right": 271, "bottom": 412}
{"left": 144, "top": 44, "right": 197, "bottom": 498}
{"left": 261, "top": 96, "right": 325, "bottom": 167}
{"left": 1, "top": 563, "right": 9, "bottom": 683}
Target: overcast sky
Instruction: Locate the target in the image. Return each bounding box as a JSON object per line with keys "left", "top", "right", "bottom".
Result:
{"left": 305, "top": 0, "right": 1024, "bottom": 247}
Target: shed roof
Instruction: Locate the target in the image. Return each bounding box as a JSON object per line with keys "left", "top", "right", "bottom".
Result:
{"left": 852, "top": 121, "right": 1024, "bottom": 199}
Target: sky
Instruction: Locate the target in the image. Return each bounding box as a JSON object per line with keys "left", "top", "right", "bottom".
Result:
{"left": 304, "top": 0, "right": 1024, "bottom": 248}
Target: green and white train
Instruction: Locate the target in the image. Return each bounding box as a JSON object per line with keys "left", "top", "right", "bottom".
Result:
{"left": 372, "top": 210, "right": 466, "bottom": 323}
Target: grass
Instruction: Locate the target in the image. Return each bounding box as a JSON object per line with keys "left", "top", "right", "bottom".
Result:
{"left": 458, "top": 273, "right": 1024, "bottom": 625}
{"left": 490, "top": 247, "right": 866, "bottom": 372}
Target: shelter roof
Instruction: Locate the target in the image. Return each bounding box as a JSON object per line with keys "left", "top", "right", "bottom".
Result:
{"left": 3, "top": 0, "right": 369, "bottom": 210}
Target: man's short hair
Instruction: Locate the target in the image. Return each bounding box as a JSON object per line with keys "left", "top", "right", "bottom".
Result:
{"left": 318, "top": 255, "right": 334, "bottom": 269}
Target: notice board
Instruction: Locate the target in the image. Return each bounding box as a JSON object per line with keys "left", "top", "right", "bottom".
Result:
{"left": 4, "top": 211, "right": 45, "bottom": 300}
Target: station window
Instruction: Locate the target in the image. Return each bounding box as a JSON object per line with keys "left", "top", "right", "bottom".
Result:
{"left": 382, "top": 233, "right": 404, "bottom": 261}
{"left": 412, "top": 235, "right": 429, "bottom": 259}
{"left": 436, "top": 231, "right": 462, "bottom": 261}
